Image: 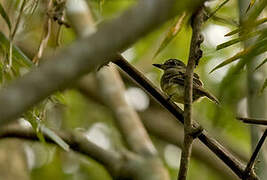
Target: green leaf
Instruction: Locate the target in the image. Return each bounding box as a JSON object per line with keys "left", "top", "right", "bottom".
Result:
{"left": 217, "top": 30, "right": 262, "bottom": 50}
{"left": 40, "top": 125, "right": 70, "bottom": 151}
{"left": 260, "top": 79, "right": 267, "bottom": 93}
{"left": 225, "top": 17, "right": 267, "bottom": 37}
{"left": 246, "top": 0, "right": 256, "bottom": 12}
{"left": 0, "top": 3, "right": 11, "bottom": 31}
{"left": 0, "top": 31, "right": 34, "bottom": 68}
{"left": 208, "top": 0, "right": 230, "bottom": 19}
{"left": 153, "top": 12, "right": 186, "bottom": 58}
{"left": 210, "top": 38, "right": 267, "bottom": 73}
{"left": 254, "top": 58, "right": 267, "bottom": 71}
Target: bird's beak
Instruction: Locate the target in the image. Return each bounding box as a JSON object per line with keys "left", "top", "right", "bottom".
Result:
{"left": 153, "top": 64, "right": 163, "bottom": 69}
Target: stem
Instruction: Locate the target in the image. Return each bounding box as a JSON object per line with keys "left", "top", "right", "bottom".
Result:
{"left": 178, "top": 7, "right": 205, "bottom": 180}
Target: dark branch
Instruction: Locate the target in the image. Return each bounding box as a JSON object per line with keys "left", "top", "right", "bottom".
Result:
{"left": 114, "top": 56, "right": 258, "bottom": 180}
{"left": 237, "top": 117, "right": 267, "bottom": 126}
{"left": 243, "top": 129, "right": 267, "bottom": 179}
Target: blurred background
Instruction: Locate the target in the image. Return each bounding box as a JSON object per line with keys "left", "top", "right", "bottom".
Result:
{"left": 0, "top": 0, "right": 266, "bottom": 179}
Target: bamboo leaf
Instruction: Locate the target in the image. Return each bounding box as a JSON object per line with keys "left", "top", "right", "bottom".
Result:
{"left": 259, "top": 79, "right": 267, "bottom": 93}
{"left": 225, "top": 17, "right": 267, "bottom": 37}
{"left": 208, "top": 0, "right": 230, "bottom": 19}
{"left": 217, "top": 30, "right": 262, "bottom": 50}
{"left": 40, "top": 125, "right": 70, "bottom": 151}
{"left": 0, "top": 3, "right": 11, "bottom": 31}
{"left": 0, "top": 31, "right": 33, "bottom": 68}
{"left": 210, "top": 39, "right": 267, "bottom": 73}
{"left": 254, "top": 58, "right": 267, "bottom": 71}
{"left": 154, "top": 12, "right": 186, "bottom": 58}
{"left": 246, "top": 0, "right": 256, "bottom": 12}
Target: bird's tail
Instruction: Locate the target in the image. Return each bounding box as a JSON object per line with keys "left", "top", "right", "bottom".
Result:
{"left": 200, "top": 88, "right": 219, "bottom": 104}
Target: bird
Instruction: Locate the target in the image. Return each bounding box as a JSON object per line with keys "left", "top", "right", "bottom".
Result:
{"left": 153, "top": 59, "right": 219, "bottom": 104}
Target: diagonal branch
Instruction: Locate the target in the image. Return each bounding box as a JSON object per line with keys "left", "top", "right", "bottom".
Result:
{"left": 113, "top": 56, "right": 258, "bottom": 180}
{"left": 243, "top": 129, "right": 267, "bottom": 179}
{"left": 0, "top": 0, "right": 204, "bottom": 125}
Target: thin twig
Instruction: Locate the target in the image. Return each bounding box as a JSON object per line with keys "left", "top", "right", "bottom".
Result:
{"left": 243, "top": 129, "right": 267, "bottom": 179}
{"left": 178, "top": 7, "right": 205, "bottom": 180}
{"left": 237, "top": 117, "right": 267, "bottom": 126}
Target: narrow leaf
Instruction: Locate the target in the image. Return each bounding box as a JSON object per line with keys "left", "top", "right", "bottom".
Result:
{"left": 0, "top": 3, "right": 11, "bottom": 31}
{"left": 225, "top": 17, "right": 267, "bottom": 37}
{"left": 0, "top": 31, "right": 33, "bottom": 68}
{"left": 254, "top": 58, "right": 267, "bottom": 71}
{"left": 154, "top": 12, "right": 186, "bottom": 58}
{"left": 40, "top": 125, "right": 70, "bottom": 151}
{"left": 217, "top": 30, "right": 262, "bottom": 50}
{"left": 246, "top": 0, "right": 256, "bottom": 12}
{"left": 208, "top": 0, "right": 230, "bottom": 19}
{"left": 260, "top": 79, "right": 267, "bottom": 93}
{"left": 211, "top": 39, "right": 267, "bottom": 73}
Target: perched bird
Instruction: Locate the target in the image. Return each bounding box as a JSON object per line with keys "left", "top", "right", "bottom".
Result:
{"left": 153, "top": 59, "right": 219, "bottom": 104}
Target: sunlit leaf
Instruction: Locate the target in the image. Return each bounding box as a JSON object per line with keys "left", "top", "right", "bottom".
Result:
{"left": 0, "top": 3, "right": 11, "bottom": 31}
{"left": 246, "top": 0, "right": 256, "bottom": 12}
{"left": 225, "top": 17, "right": 267, "bottom": 37}
{"left": 254, "top": 58, "right": 267, "bottom": 71}
{"left": 0, "top": 31, "right": 34, "bottom": 68}
{"left": 153, "top": 12, "right": 186, "bottom": 58}
{"left": 40, "top": 125, "right": 70, "bottom": 151}
{"left": 211, "top": 15, "right": 239, "bottom": 27}
{"left": 217, "top": 30, "right": 262, "bottom": 50}
{"left": 210, "top": 39, "right": 267, "bottom": 73}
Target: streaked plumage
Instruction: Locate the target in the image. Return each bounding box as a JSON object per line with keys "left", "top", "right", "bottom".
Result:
{"left": 153, "top": 59, "right": 219, "bottom": 104}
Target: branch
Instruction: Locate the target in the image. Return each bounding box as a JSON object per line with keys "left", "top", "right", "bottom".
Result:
{"left": 237, "top": 117, "right": 267, "bottom": 126}
{"left": 0, "top": 0, "right": 204, "bottom": 125}
{"left": 0, "top": 123, "right": 122, "bottom": 176}
{"left": 66, "top": 0, "right": 157, "bottom": 157}
{"left": 0, "top": 123, "right": 173, "bottom": 180}
{"left": 113, "top": 56, "right": 258, "bottom": 179}
{"left": 178, "top": 7, "right": 205, "bottom": 180}
{"left": 243, "top": 129, "right": 267, "bottom": 179}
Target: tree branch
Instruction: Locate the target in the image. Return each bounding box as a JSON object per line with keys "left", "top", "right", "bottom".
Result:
{"left": 0, "top": 0, "right": 204, "bottom": 124}
{"left": 113, "top": 56, "right": 258, "bottom": 180}
{"left": 66, "top": 0, "right": 158, "bottom": 157}
{"left": 243, "top": 129, "right": 267, "bottom": 179}
{"left": 178, "top": 7, "right": 205, "bottom": 180}
{"left": 237, "top": 117, "right": 267, "bottom": 126}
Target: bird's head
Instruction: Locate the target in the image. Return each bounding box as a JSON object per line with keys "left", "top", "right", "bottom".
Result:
{"left": 153, "top": 59, "right": 186, "bottom": 70}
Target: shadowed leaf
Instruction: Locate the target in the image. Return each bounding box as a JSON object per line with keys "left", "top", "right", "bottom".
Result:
{"left": 246, "top": 0, "right": 256, "bottom": 12}
{"left": 0, "top": 31, "right": 34, "bottom": 68}
{"left": 254, "top": 58, "right": 267, "bottom": 71}
{"left": 260, "top": 79, "right": 267, "bottom": 93}
{"left": 211, "top": 39, "right": 267, "bottom": 73}
{"left": 0, "top": 2, "right": 11, "bottom": 31}
{"left": 153, "top": 12, "right": 186, "bottom": 58}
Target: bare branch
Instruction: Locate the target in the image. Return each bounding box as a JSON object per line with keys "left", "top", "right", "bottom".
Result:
{"left": 237, "top": 117, "right": 267, "bottom": 126}
{"left": 114, "top": 56, "right": 258, "bottom": 179}
{"left": 178, "top": 6, "right": 205, "bottom": 180}
{"left": 243, "top": 129, "right": 267, "bottom": 179}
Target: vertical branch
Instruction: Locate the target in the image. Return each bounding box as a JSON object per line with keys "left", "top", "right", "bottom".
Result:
{"left": 178, "top": 7, "right": 205, "bottom": 180}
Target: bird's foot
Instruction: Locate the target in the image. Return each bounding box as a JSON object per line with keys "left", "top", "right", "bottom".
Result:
{"left": 189, "top": 126, "right": 204, "bottom": 139}
{"left": 167, "top": 94, "right": 174, "bottom": 101}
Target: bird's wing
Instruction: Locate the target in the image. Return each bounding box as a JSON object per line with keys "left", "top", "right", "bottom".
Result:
{"left": 169, "top": 72, "right": 203, "bottom": 87}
